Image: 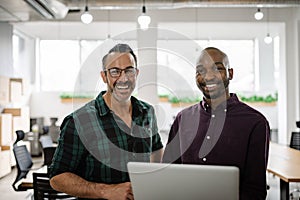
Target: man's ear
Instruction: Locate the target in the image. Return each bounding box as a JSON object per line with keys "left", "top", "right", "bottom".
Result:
{"left": 101, "top": 71, "right": 107, "bottom": 83}
{"left": 228, "top": 68, "right": 233, "bottom": 80}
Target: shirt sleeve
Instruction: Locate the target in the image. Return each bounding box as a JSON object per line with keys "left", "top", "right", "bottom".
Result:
{"left": 150, "top": 107, "right": 163, "bottom": 152}
{"left": 162, "top": 114, "right": 182, "bottom": 164}
{"left": 48, "top": 115, "right": 87, "bottom": 178}
{"left": 240, "top": 119, "right": 270, "bottom": 200}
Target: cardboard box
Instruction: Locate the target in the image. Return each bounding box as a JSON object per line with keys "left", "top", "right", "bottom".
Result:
{"left": 0, "top": 149, "right": 11, "bottom": 178}
{"left": 11, "top": 117, "right": 30, "bottom": 142}
{"left": 3, "top": 107, "right": 30, "bottom": 118}
{"left": 21, "top": 78, "right": 30, "bottom": 96}
{"left": 10, "top": 78, "right": 23, "bottom": 103}
{"left": 9, "top": 142, "right": 16, "bottom": 166}
{"left": 1, "top": 145, "right": 10, "bottom": 151}
{"left": 3, "top": 108, "right": 23, "bottom": 116}
{"left": 10, "top": 78, "right": 23, "bottom": 93}
{"left": 0, "top": 77, "right": 29, "bottom": 105}
{"left": 3, "top": 107, "right": 30, "bottom": 141}
{"left": 0, "top": 113, "right": 13, "bottom": 146}
{"left": 12, "top": 117, "right": 24, "bottom": 141}
{"left": 0, "top": 76, "right": 10, "bottom": 105}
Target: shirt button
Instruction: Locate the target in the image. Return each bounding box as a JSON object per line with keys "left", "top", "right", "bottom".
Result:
{"left": 203, "top": 158, "right": 207, "bottom": 162}
{"left": 206, "top": 136, "right": 210, "bottom": 140}
{"left": 212, "top": 114, "right": 215, "bottom": 118}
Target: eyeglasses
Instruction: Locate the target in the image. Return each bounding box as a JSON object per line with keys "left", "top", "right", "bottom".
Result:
{"left": 105, "top": 66, "right": 137, "bottom": 78}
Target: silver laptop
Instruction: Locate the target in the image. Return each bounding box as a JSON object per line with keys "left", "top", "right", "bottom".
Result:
{"left": 127, "top": 162, "right": 239, "bottom": 200}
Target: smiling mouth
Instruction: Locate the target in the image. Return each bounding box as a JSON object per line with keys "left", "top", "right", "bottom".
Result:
{"left": 205, "top": 84, "right": 217, "bottom": 90}
{"left": 115, "top": 84, "right": 130, "bottom": 90}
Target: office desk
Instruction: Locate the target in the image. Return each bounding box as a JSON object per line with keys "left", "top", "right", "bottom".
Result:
{"left": 267, "top": 142, "right": 300, "bottom": 200}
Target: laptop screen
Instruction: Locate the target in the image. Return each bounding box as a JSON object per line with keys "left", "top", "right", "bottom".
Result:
{"left": 127, "top": 162, "right": 239, "bottom": 200}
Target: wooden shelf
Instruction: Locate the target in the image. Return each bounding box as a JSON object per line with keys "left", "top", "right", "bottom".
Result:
{"left": 159, "top": 97, "right": 169, "bottom": 102}
{"left": 171, "top": 102, "right": 196, "bottom": 107}
{"left": 244, "top": 102, "right": 277, "bottom": 107}
{"left": 60, "top": 98, "right": 92, "bottom": 104}
{"left": 169, "top": 101, "right": 277, "bottom": 108}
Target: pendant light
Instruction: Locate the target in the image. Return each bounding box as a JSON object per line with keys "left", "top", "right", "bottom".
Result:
{"left": 264, "top": 33, "right": 272, "bottom": 44}
{"left": 107, "top": 10, "right": 111, "bottom": 39}
{"left": 81, "top": 0, "right": 93, "bottom": 24}
{"left": 254, "top": 8, "right": 264, "bottom": 21}
{"left": 138, "top": 0, "right": 151, "bottom": 30}
{"left": 264, "top": 8, "right": 272, "bottom": 44}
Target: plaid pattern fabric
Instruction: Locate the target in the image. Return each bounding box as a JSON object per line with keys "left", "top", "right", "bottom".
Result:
{"left": 49, "top": 91, "right": 163, "bottom": 185}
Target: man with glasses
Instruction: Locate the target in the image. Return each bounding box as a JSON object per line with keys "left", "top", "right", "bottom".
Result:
{"left": 49, "top": 43, "right": 163, "bottom": 200}
{"left": 163, "top": 47, "right": 270, "bottom": 200}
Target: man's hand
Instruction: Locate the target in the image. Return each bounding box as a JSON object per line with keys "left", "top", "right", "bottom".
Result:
{"left": 104, "top": 182, "right": 134, "bottom": 200}
{"left": 50, "top": 173, "right": 134, "bottom": 199}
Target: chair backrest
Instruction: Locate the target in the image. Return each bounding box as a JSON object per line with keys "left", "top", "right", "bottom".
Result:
{"left": 33, "top": 172, "right": 77, "bottom": 200}
{"left": 12, "top": 144, "right": 33, "bottom": 191}
{"left": 43, "top": 147, "right": 56, "bottom": 166}
{"left": 14, "top": 130, "right": 25, "bottom": 146}
{"left": 290, "top": 132, "right": 300, "bottom": 150}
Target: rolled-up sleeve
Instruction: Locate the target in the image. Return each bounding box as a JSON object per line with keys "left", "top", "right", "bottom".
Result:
{"left": 49, "top": 116, "right": 87, "bottom": 178}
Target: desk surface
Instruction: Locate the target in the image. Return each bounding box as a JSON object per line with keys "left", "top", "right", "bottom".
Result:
{"left": 267, "top": 142, "right": 300, "bottom": 182}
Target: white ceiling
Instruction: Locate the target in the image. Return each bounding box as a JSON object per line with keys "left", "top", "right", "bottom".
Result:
{"left": 13, "top": 21, "right": 137, "bottom": 40}
{"left": 12, "top": 20, "right": 284, "bottom": 41}
{"left": 2, "top": 0, "right": 294, "bottom": 40}
{"left": 1, "top": 0, "right": 300, "bottom": 22}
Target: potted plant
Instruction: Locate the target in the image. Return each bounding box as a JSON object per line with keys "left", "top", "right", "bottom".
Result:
{"left": 60, "top": 92, "right": 94, "bottom": 103}
{"left": 158, "top": 94, "right": 169, "bottom": 102}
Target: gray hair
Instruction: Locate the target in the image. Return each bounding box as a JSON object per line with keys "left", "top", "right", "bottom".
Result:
{"left": 102, "top": 43, "right": 137, "bottom": 71}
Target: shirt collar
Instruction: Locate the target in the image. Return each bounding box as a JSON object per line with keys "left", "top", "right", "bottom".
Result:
{"left": 201, "top": 93, "right": 239, "bottom": 112}
{"left": 95, "top": 91, "right": 148, "bottom": 117}
{"left": 130, "top": 95, "right": 149, "bottom": 117}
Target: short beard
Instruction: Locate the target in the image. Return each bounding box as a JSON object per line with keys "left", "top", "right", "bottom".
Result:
{"left": 198, "top": 78, "right": 230, "bottom": 99}
{"left": 111, "top": 81, "right": 134, "bottom": 103}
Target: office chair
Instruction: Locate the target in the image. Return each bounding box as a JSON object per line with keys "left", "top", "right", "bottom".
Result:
{"left": 39, "top": 133, "right": 56, "bottom": 166}
{"left": 33, "top": 172, "right": 77, "bottom": 200}
{"left": 12, "top": 130, "right": 34, "bottom": 191}
{"left": 42, "top": 147, "right": 56, "bottom": 166}
{"left": 290, "top": 123, "right": 300, "bottom": 199}
{"left": 290, "top": 132, "right": 300, "bottom": 150}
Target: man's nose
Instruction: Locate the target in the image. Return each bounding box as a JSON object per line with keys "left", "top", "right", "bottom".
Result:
{"left": 204, "top": 69, "right": 218, "bottom": 80}
{"left": 118, "top": 70, "right": 129, "bottom": 81}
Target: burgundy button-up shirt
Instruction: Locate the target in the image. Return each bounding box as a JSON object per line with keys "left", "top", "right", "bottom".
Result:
{"left": 163, "top": 93, "right": 270, "bottom": 200}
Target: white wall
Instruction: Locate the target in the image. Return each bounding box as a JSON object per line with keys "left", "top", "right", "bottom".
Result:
{"left": 0, "top": 23, "right": 13, "bottom": 76}
{"left": 13, "top": 31, "right": 36, "bottom": 84}
{"left": 30, "top": 91, "right": 87, "bottom": 126}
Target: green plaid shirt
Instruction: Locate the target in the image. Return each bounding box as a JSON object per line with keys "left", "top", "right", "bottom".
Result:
{"left": 49, "top": 91, "right": 163, "bottom": 185}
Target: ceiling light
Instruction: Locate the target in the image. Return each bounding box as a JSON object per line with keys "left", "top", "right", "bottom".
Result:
{"left": 138, "top": 4, "right": 151, "bottom": 30}
{"left": 264, "top": 33, "right": 272, "bottom": 44}
{"left": 254, "top": 8, "right": 264, "bottom": 20}
{"left": 81, "top": 5, "right": 93, "bottom": 24}
{"left": 264, "top": 8, "right": 272, "bottom": 44}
